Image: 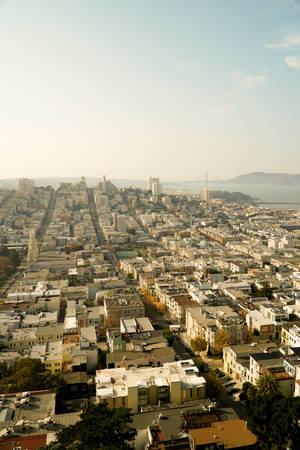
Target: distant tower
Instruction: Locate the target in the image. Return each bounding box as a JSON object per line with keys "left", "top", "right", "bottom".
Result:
{"left": 102, "top": 175, "right": 107, "bottom": 194}
{"left": 112, "top": 212, "right": 118, "bottom": 230}
{"left": 27, "top": 227, "right": 39, "bottom": 266}
{"left": 201, "top": 173, "right": 210, "bottom": 202}
{"left": 147, "top": 177, "right": 153, "bottom": 191}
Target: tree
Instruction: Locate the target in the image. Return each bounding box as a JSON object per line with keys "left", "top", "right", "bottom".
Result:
{"left": 162, "top": 329, "right": 174, "bottom": 346}
{"left": 211, "top": 329, "right": 230, "bottom": 356}
{"left": 0, "top": 247, "right": 21, "bottom": 278}
{"left": 156, "top": 302, "right": 167, "bottom": 315}
{"left": 0, "top": 358, "right": 61, "bottom": 394}
{"left": 203, "top": 370, "right": 223, "bottom": 399}
{"left": 44, "top": 403, "right": 137, "bottom": 450}
{"left": 256, "top": 373, "right": 280, "bottom": 397}
{"left": 0, "top": 256, "right": 14, "bottom": 279}
{"left": 191, "top": 336, "right": 207, "bottom": 353}
{"left": 192, "top": 357, "right": 206, "bottom": 373}
{"left": 8, "top": 249, "right": 20, "bottom": 268}
{"left": 240, "top": 381, "right": 256, "bottom": 401}
{"left": 244, "top": 375, "right": 300, "bottom": 449}
{"left": 70, "top": 243, "right": 84, "bottom": 252}
{"left": 244, "top": 327, "right": 254, "bottom": 344}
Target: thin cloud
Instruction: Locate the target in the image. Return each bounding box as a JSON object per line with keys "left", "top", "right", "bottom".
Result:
{"left": 176, "top": 59, "right": 200, "bottom": 74}
{"left": 234, "top": 72, "right": 269, "bottom": 88}
{"left": 265, "top": 33, "right": 300, "bottom": 49}
{"left": 208, "top": 104, "right": 236, "bottom": 117}
{"left": 284, "top": 55, "right": 300, "bottom": 69}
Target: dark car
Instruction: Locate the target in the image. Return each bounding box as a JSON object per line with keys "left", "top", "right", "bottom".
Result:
{"left": 229, "top": 387, "right": 240, "bottom": 395}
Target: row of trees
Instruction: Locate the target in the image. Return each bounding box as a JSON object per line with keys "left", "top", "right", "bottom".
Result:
{"left": 64, "top": 243, "right": 84, "bottom": 254}
{"left": 192, "top": 359, "right": 223, "bottom": 399}
{"left": 242, "top": 375, "right": 300, "bottom": 449}
{"left": 0, "top": 358, "right": 64, "bottom": 394}
{"left": 140, "top": 287, "right": 167, "bottom": 315}
{"left": 191, "top": 328, "right": 254, "bottom": 357}
{"left": 0, "top": 246, "right": 21, "bottom": 284}
{"left": 191, "top": 330, "right": 230, "bottom": 356}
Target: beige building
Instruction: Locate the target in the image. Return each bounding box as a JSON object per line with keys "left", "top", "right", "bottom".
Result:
{"left": 104, "top": 290, "right": 145, "bottom": 324}
{"left": 186, "top": 306, "right": 247, "bottom": 345}
{"left": 223, "top": 342, "right": 278, "bottom": 384}
{"left": 96, "top": 360, "right": 206, "bottom": 413}
{"left": 29, "top": 340, "right": 63, "bottom": 374}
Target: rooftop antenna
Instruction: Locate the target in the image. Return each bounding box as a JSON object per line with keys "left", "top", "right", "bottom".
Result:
{"left": 205, "top": 172, "right": 208, "bottom": 189}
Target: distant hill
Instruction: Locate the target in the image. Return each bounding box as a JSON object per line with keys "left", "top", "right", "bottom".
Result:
{"left": 225, "top": 172, "right": 300, "bottom": 185}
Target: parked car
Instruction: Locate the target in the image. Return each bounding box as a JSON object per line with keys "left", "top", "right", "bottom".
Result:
{"left": 229, "top": 387, "right": 240, "bottom": 395}
{"left": 215, "top": 369, "right": 225, "bottom": 378}
{"left": 223, "top": 380, "right": 236, "bottom": 388}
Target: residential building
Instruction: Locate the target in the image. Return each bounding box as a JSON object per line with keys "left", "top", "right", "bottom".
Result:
{"left": 96, "top": 360, "right": 206, "bottom": 412}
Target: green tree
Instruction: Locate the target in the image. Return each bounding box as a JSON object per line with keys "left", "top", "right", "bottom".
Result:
{"left": 162, "top": 329, "right": 174, "bottom": 346}
{"left": 45, "top": 403, "right": 137, "bottom": 450}
{"left": 192, "top": 358, "right": 206, "bottom": 373}
{"left": 8, "top": 249, "right": 20, "bottom": 268}
{"left": 191, "top": 336, "right": 207, "bottom": 353}
{"left": 240, "top": 381, "right": 256, "bottom": 401}
{"left": 0, "top": 359, "right": 61, "bottom": 394}
{"left": 244, "top": 376, "right": 300, "bottom": 449}
{"left": 256, "top": 373, "right": 280, "bottom": 397}
{"left": 0, "top": 247, "right": 20, "bottom": 270}
{"left": 203, "top": 370, "right": 223, "bottom": 399}
{"left": 0, "top": 256, "right": 14, "bottom": 279}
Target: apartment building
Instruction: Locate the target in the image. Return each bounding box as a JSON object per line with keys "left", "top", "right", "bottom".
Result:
{"left": 29, "top": 340, "right": 63, "bottom": 374}
{"left": 260, "top": 303, "right": 289, "bottom": 339}
{"left": 186, "top": 306, "right": 247, "bottom": 345}
{"left": 96, "top": 360, "right": 206, "bottom": 413}
{"left": 246, "top": 309, "right": 275, "bottom": 339}
{"left": 223, "top": 342, "right": 278, "bottom": 384}
{"left": 104, "top": 290, "right": 145, "bottom": 324}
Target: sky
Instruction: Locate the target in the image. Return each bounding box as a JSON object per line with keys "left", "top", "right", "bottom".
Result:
{"left": 1, "top": 0, "right": 300, "bottom": 181}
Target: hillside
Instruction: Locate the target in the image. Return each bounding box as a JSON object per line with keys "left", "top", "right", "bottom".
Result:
{"left": 225, "top": 172, "right": 300, "bottom": 185}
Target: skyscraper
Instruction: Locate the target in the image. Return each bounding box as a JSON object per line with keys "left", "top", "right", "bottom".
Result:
{"left": 148, "top": 177, "right": 162, "bottom": 196}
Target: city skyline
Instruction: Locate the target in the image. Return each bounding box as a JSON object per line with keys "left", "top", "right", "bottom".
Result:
{"left": 1, "top": 0, "right": 300, "bottom": 179}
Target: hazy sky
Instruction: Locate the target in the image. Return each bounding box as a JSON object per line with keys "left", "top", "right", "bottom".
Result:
{"left": 1, "top": 0, "right": 300, "bottom": 181}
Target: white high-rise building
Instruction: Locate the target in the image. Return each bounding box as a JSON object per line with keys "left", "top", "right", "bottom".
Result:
{"left": 148, "top": 177, "right": 162, "bottom": 196}
{"left": 147, "top": 177, "right": 154, "bottom": 191}
{"left": 152, "top": 181, "right": 162, "bottom": 196}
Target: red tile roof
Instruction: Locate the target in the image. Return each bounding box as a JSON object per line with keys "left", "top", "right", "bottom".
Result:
{"left": 0, "top": 434, "right": 47, "bottom": 450}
